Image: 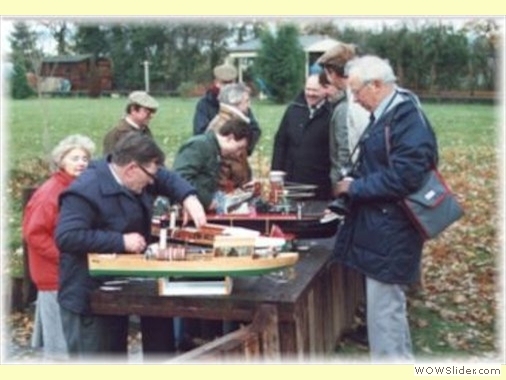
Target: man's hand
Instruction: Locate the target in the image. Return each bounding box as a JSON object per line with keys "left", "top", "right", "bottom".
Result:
{"left": 335, "top": 177, "right": 354, "bottom": 196}
{"left": 123, "top": 232, "right": 147, "bottom": 253}
{"left": 182, "top": 195, "right": 207, "bottom": 228}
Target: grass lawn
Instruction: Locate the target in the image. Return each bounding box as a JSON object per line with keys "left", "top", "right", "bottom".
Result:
{"left": 3, "top": 95, "right": 502, "bottom": 361}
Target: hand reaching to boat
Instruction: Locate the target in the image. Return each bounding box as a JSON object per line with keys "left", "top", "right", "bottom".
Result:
{"left": 182, "top": 194, "right": 207, "bottom": 228}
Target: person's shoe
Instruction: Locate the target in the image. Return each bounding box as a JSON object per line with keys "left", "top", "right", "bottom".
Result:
{"left": 343, "top": 325, "right": 368, "bottom": 346}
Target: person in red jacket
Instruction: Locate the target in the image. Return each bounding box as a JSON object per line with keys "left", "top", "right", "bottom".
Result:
{"left": 22, "top": 134, "right": 95, "bottom": 360}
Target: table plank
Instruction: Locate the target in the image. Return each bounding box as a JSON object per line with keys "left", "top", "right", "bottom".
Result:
{"left": 91, "top": 247, "right": 331, "bottom": 320}
{"left": 89, "top": 245, "right": 364, "bottom": 357}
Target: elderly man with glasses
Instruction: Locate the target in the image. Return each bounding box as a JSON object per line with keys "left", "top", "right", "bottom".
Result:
{"left": 332, "top": 55, "right": 438, "bottom": 362}
{"left": 56, "top": 132, "right": 206, "bottom": 360}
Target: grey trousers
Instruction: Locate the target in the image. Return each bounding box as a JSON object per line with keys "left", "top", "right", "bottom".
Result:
{"left": 31, "top": 291, "right": 69, "bottom": 360}
{"left": 366, "top": 276, "right": 414, "bottom": 362}
{"left": 60, "top": 307, "right": 129, "bottom": 361}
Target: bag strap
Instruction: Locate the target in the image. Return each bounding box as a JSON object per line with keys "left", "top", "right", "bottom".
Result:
{"left": 384, "top": 106, "right": 396, "bottom": 167}
{"left": 384, "top": 93, "right": 438, "bottom": 169}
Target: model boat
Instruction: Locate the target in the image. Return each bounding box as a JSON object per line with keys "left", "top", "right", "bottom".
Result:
{"left": 89, "top": 223, "right": 298, "bottom": 278}
{"left": 88, "top": 251, "right": 298, "bottom": 278}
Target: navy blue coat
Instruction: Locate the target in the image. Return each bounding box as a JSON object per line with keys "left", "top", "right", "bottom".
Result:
{"left": 56, "top": 159, "right": 196, "bottom": 314}
{"left": 271, "top": 92, "right": 333, "bottom": 200}
{"left": 333, "top": 91, "right": 438, "bottom": 284}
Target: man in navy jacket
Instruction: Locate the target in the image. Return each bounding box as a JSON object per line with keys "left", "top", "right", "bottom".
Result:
{"left": 333, "top": 56, "right": 438, "bottom": 362}
{"left": 56, "top": 132, "right": 206, "bottom": 359}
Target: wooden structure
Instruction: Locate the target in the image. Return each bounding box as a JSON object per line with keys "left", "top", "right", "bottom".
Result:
{"left": 171, "top": 304, "right": 281, "bottom": 361}
{"left": 90, "top": 246, "right": 364, "bottom": 361}
{"left": 39, "top": 54, "right": 112, "bottom": 95}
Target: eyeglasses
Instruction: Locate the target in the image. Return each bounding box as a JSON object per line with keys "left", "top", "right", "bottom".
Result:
{"left": 350, "top": 81, "right": 371, "bottom": 97}
{"left": 136, "top": 163, "right": 157, "bottom": 181}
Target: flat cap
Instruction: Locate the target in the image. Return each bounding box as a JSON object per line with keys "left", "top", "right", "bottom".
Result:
{"left": 128, "top": 91, "right": 159, "bottom": 110}
{"left": 213, "top": 64, "right": 238, "bottom": 82}
{"left": 317, "top": 43, "right": 357, "bottom": 68}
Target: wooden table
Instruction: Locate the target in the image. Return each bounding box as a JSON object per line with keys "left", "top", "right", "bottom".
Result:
{"left": 90, "top": 246, "right": 364, "bottom": 360}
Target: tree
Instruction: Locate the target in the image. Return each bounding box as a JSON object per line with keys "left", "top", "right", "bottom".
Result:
{"left": 235, "top": 20, "right": 266, "bottom": 45}
{"left": 74, "top": 24, "right": 109, "bottom": 58}
{"left": 8, "top": 21, "right": 42, "bottom": 73}
{"left": 41, "top": 20, "right": 73, "bottom": 55}
{"left": 463, "top": 19, "right": 500, "bottom": 92}
{"left": 10, "top": 62, "right": 35, "bottom": 99}
{"left": 203, "top": 23, "right": 232, "bottom": 77}
{"left": 8, "top": 21, "right": 41, "bottom": 99}
{"left": 254, "top": 24, "right": 305, "bottom": 103}
{"left": 302, "top": 20, "right": 339, "bottom": 37}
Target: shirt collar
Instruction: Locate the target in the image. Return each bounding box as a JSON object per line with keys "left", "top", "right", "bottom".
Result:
{"left": 108, "top": 163, "right": 124, "bottom": 186}
{"left": 372, "top": 87, "right": 397, "bottom": 122}
{"left": 125, "top": 116, "right": 142, "bottom": 130}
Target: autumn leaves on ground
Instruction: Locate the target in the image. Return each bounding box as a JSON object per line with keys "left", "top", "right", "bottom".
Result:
{"left": 410, "top": 147, "right": 499, "bottom": 358}
{"left": 3, "top": 99, "right": 501, "bottom": 361}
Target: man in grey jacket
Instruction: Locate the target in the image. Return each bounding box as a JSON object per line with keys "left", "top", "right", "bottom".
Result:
{"left": 317, "top": 43, "right": 369, "bottom": 197}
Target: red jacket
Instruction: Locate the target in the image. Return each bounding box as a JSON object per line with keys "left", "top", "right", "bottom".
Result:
{"left": 22, "top": 170, "right": 75, "bottom": 290}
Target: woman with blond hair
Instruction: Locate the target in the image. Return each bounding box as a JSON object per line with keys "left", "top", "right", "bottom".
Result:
{"left": 22, "top": 134, "right": 95, "bottom": 360}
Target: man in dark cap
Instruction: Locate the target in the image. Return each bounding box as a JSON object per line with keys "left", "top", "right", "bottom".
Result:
{"left": 317, "top": 43, "right": 369, "bottom": 197}
{"left": 192, "top": 63, "right": 261, "bottom": 155}
{"left": 193, "top": 64, "right": 237, "bottom": 135}
{"left": 103, "top": 91, "right": 159, "bottom": 155}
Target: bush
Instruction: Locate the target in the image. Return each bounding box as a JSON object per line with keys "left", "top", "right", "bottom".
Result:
{"left": 6, "top": 157, "right": 51, "bottom": 278}
{"left": 10, "top": 63, "right": 35, "bottom": 100}
{"left": 176, "top": 81, "right": 206, "bottom": 98}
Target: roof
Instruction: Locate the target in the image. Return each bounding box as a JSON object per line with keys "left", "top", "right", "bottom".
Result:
{"left": 42, "top": 54, "right": 94, "bottom": 63}
{"left": 229, "top": 34, "right": 340, "bottom": 54}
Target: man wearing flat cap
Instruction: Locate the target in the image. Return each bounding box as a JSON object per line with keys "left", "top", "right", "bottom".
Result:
{"left": 192, "top": 63, "right": 261, "bottom": 155}
{"left": 102, "top": 90, "right": 183, "bottom": 356}
{"left": 317, "top": 43, "right": 369, "bottom": 197}
{"left": 102, "top": 91, "right": 159, "bottom": 155}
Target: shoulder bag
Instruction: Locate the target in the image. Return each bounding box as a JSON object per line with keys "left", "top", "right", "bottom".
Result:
{"left": 385, "top": 112, "right": 464, "bottom": 240}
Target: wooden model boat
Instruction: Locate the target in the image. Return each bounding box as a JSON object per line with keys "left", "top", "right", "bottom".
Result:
{"left": 204, "top": 212, "right": 339, "bottom": 238}
{"left": 89, "top": 222, "right": 298, "bottom": 278}
{"left": 153, "top": 213, "right": 339, "bottom": 240}
{"left": 88, "top": 251, "right": 299, "bottom": 278}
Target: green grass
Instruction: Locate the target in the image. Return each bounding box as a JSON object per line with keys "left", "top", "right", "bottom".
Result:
{"left": 6, "top": 98, "right": 496, "bottom": 168}
{"left": 3, "top": 95, "right": 501, "bottom": 360}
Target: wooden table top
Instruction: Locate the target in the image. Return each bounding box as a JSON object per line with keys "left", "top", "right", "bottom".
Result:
{"left": 90, "top": 246, "right": 333, "bottom": 321}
